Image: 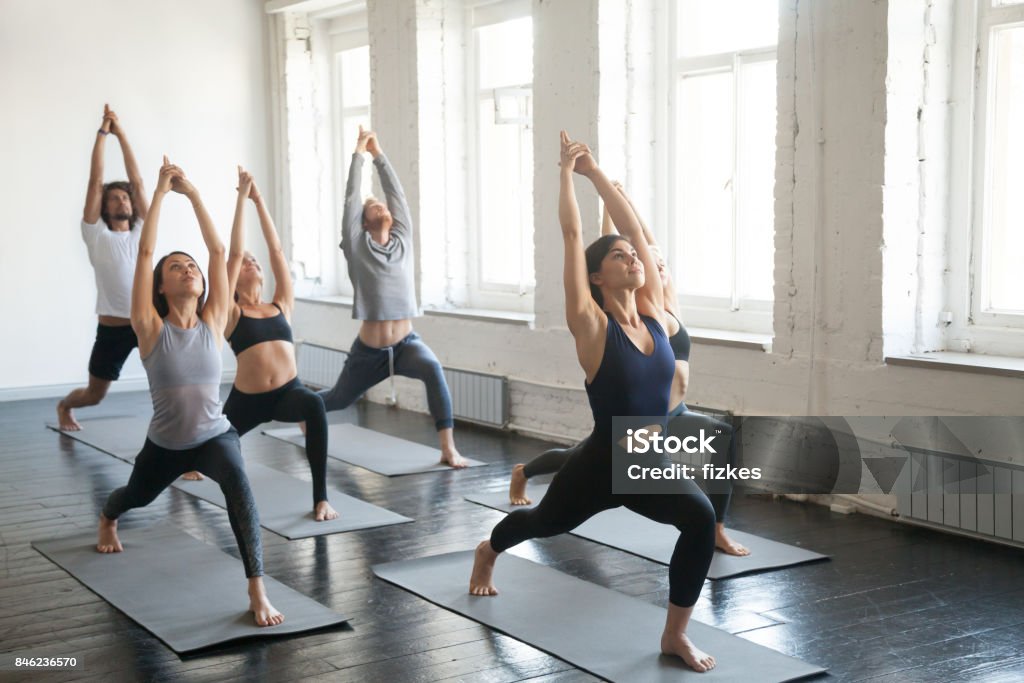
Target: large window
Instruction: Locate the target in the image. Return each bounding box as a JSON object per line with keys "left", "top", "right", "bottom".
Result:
{"left": 469, "top": 3, "right": 534, "bottom": 311}
{"left": 668, "top": 0, "right": 777, "bottom": 333}
{"left": 333, "top": 39, "right": 372, "bottom": 296}
{"left": 947, "top": 0, "right": 1024, "bottom": 355}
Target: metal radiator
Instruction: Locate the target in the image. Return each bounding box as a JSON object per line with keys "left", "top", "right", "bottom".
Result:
{"left": 297, "top": 342, "right": 508, "bottom": 427}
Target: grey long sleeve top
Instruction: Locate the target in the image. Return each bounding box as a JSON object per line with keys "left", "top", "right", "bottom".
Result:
{"left": 340, "top": 152, "right": 420, "bottom": 321}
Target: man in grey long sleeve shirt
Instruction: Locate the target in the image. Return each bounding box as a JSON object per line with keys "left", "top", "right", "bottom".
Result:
{"left": 319, "top": 127, "right": 466, "bottom": 468}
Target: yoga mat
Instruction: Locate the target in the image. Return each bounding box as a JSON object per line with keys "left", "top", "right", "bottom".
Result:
{"left": 33, "top": 524, "right": 348, "bottom": 654}
{"left": 47, "top": 415, "right": 151, "bottom": 461}
{"left": 50, "top": 418, "right": 411, "bottom": 539}
{"left": 373, "top": 551, "right": 825, "bottom": 682}
{"left": 466, "top": 487, "right": 829, "bottom": 580}
{"left": 173, "top": 461, "right": 413, "bottom": 539}
{"left": 263, "top": 423, "right": 487, "bottom": 476}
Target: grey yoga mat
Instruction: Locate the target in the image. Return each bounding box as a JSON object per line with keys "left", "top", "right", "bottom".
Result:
{"left": 32, "top": 524, "right": 348, "bottom": 654}
{"left": 373, "top": 551, "right": 825, "bottom": 682}
{"left": 50, "top": 417, "right": 411, "bottom": 538}
{"left": 48, "top": 415, "right": 151, "bottom": 461}
{"left": 263, "top": 423, "right": 487, "bottom": 476}
{"left": 465, "top": 486, "right": 829, "bottom": 580}
{"left": 173, "top": 461, "right": 412, "bottom": 539}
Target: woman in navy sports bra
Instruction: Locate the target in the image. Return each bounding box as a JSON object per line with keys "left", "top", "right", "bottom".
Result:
{"left": 469, "top": 132, "right": 717, "bottom": 673}
{"left": 508, "top": 182, "right": 749, "bottom": 556}
{"left": 182, "top": 167, "right": 336, "bottom": 522}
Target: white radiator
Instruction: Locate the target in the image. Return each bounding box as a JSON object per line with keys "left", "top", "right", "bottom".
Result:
{"left": 297, "top": 342, "right": 508, "bottom": 427}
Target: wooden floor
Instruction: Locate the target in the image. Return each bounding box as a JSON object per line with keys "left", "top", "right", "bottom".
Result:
{"left": 2, "top": 390, "right": 1024, "bottom": 683}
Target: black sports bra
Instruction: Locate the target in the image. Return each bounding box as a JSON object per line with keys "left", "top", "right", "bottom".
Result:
{"left": 227, "top": 302, "right": 294, "bottom": 355}
{"left": 668, "top": 312, "right": 691, "bottom": 362}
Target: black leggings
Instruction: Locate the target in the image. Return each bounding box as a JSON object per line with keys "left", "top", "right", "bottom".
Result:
{"left": 492, "top": 433, "right": 715, "bottom": 607}
{"left": 223, "top": 377, "right": 329, "bottom": 507}
{"left": 102, "top": 429, "right": 263, "bottom": 578}
{"left": 523, "top": 410, "right": 737, "bottom": 523}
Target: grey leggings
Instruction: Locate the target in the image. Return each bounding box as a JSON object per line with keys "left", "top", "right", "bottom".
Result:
{"left": 523, "top": 406, "right": 738, "bottom": 523}
{"left": 101, "top": 428, "right": 263, "bottom": 578}
{"left": 319, "top": 331, "right": 454, "bottom": 430}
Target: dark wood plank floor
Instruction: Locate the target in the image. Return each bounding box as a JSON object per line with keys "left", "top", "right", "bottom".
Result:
{"left": 2, "top": 390, "right": 1023, "bottom": 682}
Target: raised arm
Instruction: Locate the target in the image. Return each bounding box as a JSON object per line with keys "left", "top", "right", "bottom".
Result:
{"left": 131, "top": 157, "right": 177, "bottom": 352}
{"left": 170, "top": 169, "right": 229, "bottom": 334}
{"left": 559, "top": 132, "right": 604, "bottom": 343}
{"left": 226, "top": 166, "right": 250, "bottom": 299}
{"left": 574, "top": 151, "right": 665, "bottom": 320}
{"left": 107, "top": 108, "right": 149, "bottom": 221}
{"left": 340, "top": 127, "right": 370, "bottom": 254}
{"left": 83, "top": 105, "right": 112, "bottom": 224}
{"left": 250, "top": 174, "right": 293, "bottom": 313}
{"left": 366, "top": 131, "right": 412, "bottom": 238}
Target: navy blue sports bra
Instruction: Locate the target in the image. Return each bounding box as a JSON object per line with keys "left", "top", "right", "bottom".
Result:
{"left": 585, "top": 315, "right": 676, "bottom": 434}
{"left": 227, "top": 302, "right": 294, "bottom": 355}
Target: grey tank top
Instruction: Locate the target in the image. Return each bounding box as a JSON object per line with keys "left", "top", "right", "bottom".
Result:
{"left": 142, "top": 319, "right": 231, "bottom": 450}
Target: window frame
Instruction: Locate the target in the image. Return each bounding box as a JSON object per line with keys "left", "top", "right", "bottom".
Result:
{"left": 465, "top": 1, "right": 535, "bottom": 313}
{"left": 946, "top": 0, "right": 1024, "bottom": 355}
{"left": 664, "top": 1, "right": 777, "bottom": 334}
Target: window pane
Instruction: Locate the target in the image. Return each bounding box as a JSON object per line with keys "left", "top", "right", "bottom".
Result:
{"left": 340, "top": 45, "right": 370, "bottom": 107}
{"left": 478, "top": 97, "right": 533, "bottom": 287}
{"left": 736, "top": 59, "right": 777, "bottom": 301}
{"left": 676, "top": 0, "right": 778, "bottom": 58}
{"left": 985, "top": 26, "right": 1024, "bottom": 311}
{"left": 477, "top": 17, "right": 533, "bottom": 89}
{"left": 676, "top": 71, "right": 734, "bottom": 299}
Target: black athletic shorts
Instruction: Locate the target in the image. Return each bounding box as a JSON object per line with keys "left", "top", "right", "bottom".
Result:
{"left": 87, "top": 323, "right": 139, "bottom": 381}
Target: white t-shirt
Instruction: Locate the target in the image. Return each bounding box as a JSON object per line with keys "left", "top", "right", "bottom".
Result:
{"left": 81, "top": 218, "right": 142, "bottom": 318}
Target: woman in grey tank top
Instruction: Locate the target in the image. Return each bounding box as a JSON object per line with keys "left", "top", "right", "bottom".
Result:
{"left": 96, "top": 157, "right": 284, "bottom": 628}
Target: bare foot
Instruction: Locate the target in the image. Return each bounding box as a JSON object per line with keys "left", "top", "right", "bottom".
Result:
{"left": 248, "top": 578, "right": 285, "bottom": 627}
{"left": 661, "top": 631, "right": 716, "bottom": 673}
{"left": 441, "top": 446, "right": 468, "bottom": 469}
{"left": 96, "top": 514, "right": 123, "bottom": 553}
{"left": 298, "top": 421, "right": 307, "bottom": 436}
{"left": 468, "top": 540, "right": 499, "bottom": 596}
{"left": 315, "top": 500, "right": 339, "bottom": 521}
{"left": 715, "top": 524, "right": 750, "bottom": 556}
{"left": 181, "top": 471, "right": 204, "bottom": 481}
{"left": 57, "top": 401, "right": 82, "bottom": 431}
{"left": 509, "top": 464, "right": 532, "bottom": 505}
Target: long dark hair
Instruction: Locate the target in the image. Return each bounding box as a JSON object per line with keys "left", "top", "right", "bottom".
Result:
{"left": 100, "top": 181, "right": 139, "bottom": 230}
{"left": 152, "top": 251, "right": 206, "bottom": 318}
{"left": 584, "top": 234, "right": 631, "bottom": 309}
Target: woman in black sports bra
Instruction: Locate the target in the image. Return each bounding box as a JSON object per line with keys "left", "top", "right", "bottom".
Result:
{"left": 470, "top": 132, "right": 717, "bottom": 673}
{"left": 508, "top": 182, "right": 749, "bottom": 556}
{"left": 183, "top": 167, "right": 336, "bottom": 522}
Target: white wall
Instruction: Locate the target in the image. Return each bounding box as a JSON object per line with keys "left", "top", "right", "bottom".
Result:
{"left": 0, "top": 0, "right": 272, "bottom": 397}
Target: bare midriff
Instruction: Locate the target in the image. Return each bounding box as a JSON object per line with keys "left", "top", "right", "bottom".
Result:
{"left": 358, "top": 319, "right": 412, "bottom": 349}
{"left": 670, "top": 360, "right": 690, "bottom": 411}
{"left": 98, "top": 315, "right": 131, "bottom": 327}
{"left": 233, "top": 340, "right": 298, "bottom": 394}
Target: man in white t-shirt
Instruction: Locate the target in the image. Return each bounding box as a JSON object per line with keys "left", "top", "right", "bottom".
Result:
{"left": 57, "top": 105, "right": 150, "bottom": 430}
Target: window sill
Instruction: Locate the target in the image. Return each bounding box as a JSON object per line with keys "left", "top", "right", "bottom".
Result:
{"left": 885, "top": 352, "right": 1024, "bottom": 379}
{"left": 688, "top": 327, "right": 772, "bottom": 352}
{"left": 295, "top": 296, "right": 535, "bottom": 327}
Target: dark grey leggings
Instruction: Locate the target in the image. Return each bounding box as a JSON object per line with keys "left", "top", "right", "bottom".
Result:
{"left": 319, "top": 331, "right": 454, "bottom": 430}
{"left": 224, "top": 377, "right": 328, "bottom": 507}
{"left": 522, "top": 407, "right": 737, "bottom": 523}
{"left": 493, "top": 433, "right": 715, "bottom": 608}
{"left": 102, "top": 429, "right": 263, "bottom": 578}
